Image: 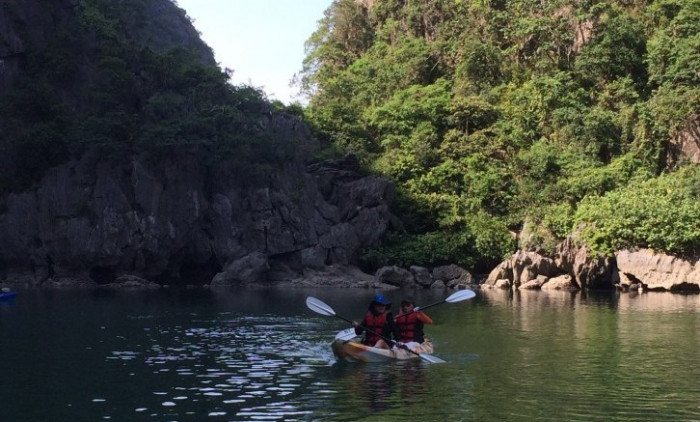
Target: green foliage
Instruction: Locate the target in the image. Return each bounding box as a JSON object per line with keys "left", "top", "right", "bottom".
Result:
{"left": 301, "top": 0, "right": 700, "bottom": 271}
{"left": 574, "top": 166, "right": 700, "bottom": 255}
{"left": 360, "top": 211, "right": 515, "bottom": 271}
{"left": 0, "top": 0, "right": 307, "bottom": 192}
{"left": 575, "top": 12, "right": 648, "bottom": 88}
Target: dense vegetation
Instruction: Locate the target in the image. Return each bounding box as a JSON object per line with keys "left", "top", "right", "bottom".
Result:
{"left": 0, "top": 0, "right": 301, "bottom": 193}
{"left": 1, "top": 0, "right": 697, "bottom": 274}
{"left": 299, "top": 0, "right": 700, "bottom": 271}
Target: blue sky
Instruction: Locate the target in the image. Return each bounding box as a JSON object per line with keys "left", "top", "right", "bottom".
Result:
{"left": 176, "top": 0, "right": 332, "bottom": 104}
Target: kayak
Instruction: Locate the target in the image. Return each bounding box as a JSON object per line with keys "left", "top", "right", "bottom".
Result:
{"left": 0, "top": 291, "right": 17, "bottom": 301}
{"left": 331, "top": 339, "right": 434, "bottom": 363}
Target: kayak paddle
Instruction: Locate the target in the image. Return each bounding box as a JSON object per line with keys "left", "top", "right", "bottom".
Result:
{"left": 334, "top": 327, "right": 358, "bottom": 342}
{"left": 413, "top": 289, "right": 476, "bottom": 312}
{"left": 306, "top": 296, "right": 446, "bottom": 364}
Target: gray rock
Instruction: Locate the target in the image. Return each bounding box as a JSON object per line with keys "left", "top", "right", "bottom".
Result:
{"left": 541, "top": 274, "right": 578, "bottom": 290}
{"left": 430, "top": 280, "right": 446, "bottom": 289}
{"left": 432, "top": 264, "right": 473, "bottom": 287}
{"left": 668, "top": 113, "right": 700, "bottom": 166}
{"left": 484, "top": 260, "right": 514, "bottom": 286}
{"left": 375, "top": 266, "right": 414, "bottom": 288}
{"left": 211, "top": 252, "right": 270, "bottom": 286}
{"left": 410, "top": 265, "right": 433, "bottom": 287}
{"left": 519, "top": 275, "right": 549, "bottom": 290}
{"left": 494, "top": 279, "right": 511, "bottom": 289}
{"left": 615, "top": 249, "right": 700, "bottom": 292}
{"left": 555, "top": 234, "right": 613, "bottom": 289}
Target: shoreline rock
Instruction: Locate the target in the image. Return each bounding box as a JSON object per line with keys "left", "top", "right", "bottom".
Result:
{"left": 483, "top": 241, "right": 699, "bottom": 293}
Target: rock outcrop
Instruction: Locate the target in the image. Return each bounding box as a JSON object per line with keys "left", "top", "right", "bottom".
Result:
{"left": 615, "top": 249, "right": 700, "bottom": 292}
{"left": 0, "top": 0, "right": 399, "bottom": 287}
{"left": 372, "top": 264, "right": 476, "bottom": 290}
{"left": 484, "top": 238, "right": 700, "bottom": 293}
{"left": 0, "top": 149, "right": 397, "bottom": 286}
{"left": 0, "top": 147, "right": 393, "bottom": 285}
{"left": 668, "top": 113, "right": 700, "bottom": 166}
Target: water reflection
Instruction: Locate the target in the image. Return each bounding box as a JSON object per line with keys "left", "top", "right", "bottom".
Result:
{"left": 114, "top": 314, "right": 336, "bottom": 420}
{"left": 330, "top": 360, "right": 428, "bottom": 416}
{"left": 2, "top": 287, "right": 699, "bottom": 422}
{"left": 102, "top": 308, "right": 452, "bottom": 421}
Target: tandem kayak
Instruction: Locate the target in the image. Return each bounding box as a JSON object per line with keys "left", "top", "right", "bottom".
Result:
{"left": 0, "top": 291, "right": 17, "bottom": 301}
{"left": 331, "top": 339, "right": 434, "bottom": 363}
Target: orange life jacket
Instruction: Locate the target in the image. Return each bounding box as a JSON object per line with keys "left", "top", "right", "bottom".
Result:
{"left": 395, "top": 312, "right": 424, "bottom": 343}
{"left": 363, "top": 311, "right": 388, "bottom": 345}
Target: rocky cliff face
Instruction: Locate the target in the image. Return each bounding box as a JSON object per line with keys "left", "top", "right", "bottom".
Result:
{"left": 0, "top": 139, "right": 396, "bottom": 286}
{"left": 0, "top": 0, "right": 397, "bottom": 286}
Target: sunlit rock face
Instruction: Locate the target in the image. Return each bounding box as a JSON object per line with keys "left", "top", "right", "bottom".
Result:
{"left": 484, "top": 245, "right": 700, "bottom": 293}
{"left": 668, "top": 114, "right": 700, "bottom": 166}
{"left": 615, "top": 249, "right": 700, "bottom": 292}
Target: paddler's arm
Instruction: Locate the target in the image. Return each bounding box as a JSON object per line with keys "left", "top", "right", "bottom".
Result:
{"left": 417, "top": 311, "right": 433, "bottom": 324}
{"left": 352, "top": 320, "right": 364, "bottom": 335}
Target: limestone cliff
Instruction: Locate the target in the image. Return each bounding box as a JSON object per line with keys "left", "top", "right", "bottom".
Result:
{"left": 0, "top": 0, "right": 397, "bottom": 286}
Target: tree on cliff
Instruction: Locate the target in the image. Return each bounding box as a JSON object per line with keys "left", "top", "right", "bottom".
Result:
{"left": 0, "top": 0, "right": 304, "bottom": 193}
{"left": 299, "top": 0, "right": 700, "bottom": 271}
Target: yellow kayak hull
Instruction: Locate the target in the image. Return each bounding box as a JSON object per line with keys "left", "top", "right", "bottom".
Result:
{"left": 331, "top": 339, "right": 434, "bottom": 363}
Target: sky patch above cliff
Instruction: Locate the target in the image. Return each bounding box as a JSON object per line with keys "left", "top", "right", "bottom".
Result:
{"left": 176, "top": 0, "right": 331, "bottom": 104}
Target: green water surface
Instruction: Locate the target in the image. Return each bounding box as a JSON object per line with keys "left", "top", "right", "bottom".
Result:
{"left": 0, "top": 287, "right": 698, "bottom": 421}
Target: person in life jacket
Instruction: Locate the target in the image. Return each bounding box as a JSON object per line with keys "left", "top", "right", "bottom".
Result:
{"left": 352, "top": 294, "right": 400, "bottom": 349}
{"left": 394, "top": 295, "right": 433, "bottom": 350}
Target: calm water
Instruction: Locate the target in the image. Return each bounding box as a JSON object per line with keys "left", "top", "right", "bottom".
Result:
{"left": 0, "top": 287, "right": 698, "bottom": 421}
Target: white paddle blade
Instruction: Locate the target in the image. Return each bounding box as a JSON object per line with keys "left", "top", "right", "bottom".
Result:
{"left": 306, "top": 296, "right": 337, "bottom": 317}
{"left": 334, "top": 328, "right": 358, "bottom": 341}
{"left": 445, "top": 289, "right": 476, "bottom": 303}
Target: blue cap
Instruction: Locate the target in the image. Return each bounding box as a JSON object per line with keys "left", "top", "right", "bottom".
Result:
{"left": 373, "top": 294, "right": 390, "bottom": 305}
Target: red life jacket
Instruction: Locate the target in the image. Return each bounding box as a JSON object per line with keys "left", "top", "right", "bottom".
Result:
{"left": 395, "top": 312, "right": 424, "bottom": 343}
{"left": 363, "top": 311, "right": 388, "bottom": 345}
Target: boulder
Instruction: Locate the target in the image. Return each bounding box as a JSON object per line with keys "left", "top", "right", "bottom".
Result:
{"left": 615, "top": 249, "right": 700, "bottom": 292}
{"left": 410, "top": 265, "right": 433, "bottom": 287}
{"left": 484, "top": 260, "right": 513, "bottom": 286}
{"left": 430, "top": 280, "right": 446, "bottom": 289}
{"left": 211, "top": 252, "right": 270, "bottom": 286}
{"left": 556, "top": 235, "right": 614, "bottom": 289}
{"left": 485, "top": 251, "right": 558, "bottom": 287}
{"left": 541, "top": 274, "right": 578, "bottom": 290}
{"left": 375, "top": 266, "right": 415, "bottom": 288}
{"left": 519, "top": 275, "right": 549, "bottom": 290}
{"left": 432, "top": 264, "right": 473, "bottom": 288}
{"left": 494, "top": 279, "right": 511, "bottom": 289}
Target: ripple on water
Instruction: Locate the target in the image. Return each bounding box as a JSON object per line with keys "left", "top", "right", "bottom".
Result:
{"left": 107, "top": 315, "right": 344, "bottom": 421}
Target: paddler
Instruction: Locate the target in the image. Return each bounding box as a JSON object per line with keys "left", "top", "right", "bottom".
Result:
{"left": 394, "top": 295, "right": 433, "bottom": 350}
{"left": 352, "top": 294, "right": 400, "bottom": 349}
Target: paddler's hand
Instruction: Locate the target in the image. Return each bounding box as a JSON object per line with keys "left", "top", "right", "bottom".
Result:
{"left": 413, "top": 306, "right": 420, "bottom": 312}
{"left": 351, "top": 321, "right": 359, "bottom": 328}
